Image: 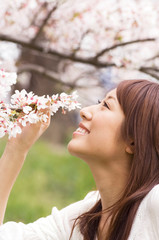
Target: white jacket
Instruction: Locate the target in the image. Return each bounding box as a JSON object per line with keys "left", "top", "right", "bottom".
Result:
{"left": 1, "top": 185, "right": 159, "bottom": 240}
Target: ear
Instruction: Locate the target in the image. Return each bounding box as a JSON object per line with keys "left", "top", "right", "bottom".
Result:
{"left": 125, "top": 142, "right": 134, "bottom": 155}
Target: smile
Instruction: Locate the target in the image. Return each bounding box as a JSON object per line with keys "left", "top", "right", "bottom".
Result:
{"left": 75, "top": 127, "right": 89, "bottom": 135}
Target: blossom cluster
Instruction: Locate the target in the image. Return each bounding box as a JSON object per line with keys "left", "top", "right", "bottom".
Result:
{"left": 0, "top": 69, "right": 17, "bottom": 98}
{"left": 0, "top": 70, "right": 81, "bottom": 138}
{"left": 1, "top": 0, "right": 158, "bottom": 70}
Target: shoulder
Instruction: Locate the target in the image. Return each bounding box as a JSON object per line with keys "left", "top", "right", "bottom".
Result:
{"left": 53, "top": 191, "right": 100, "bottom": 220}
{"left": 50, "top": 191, "right": 100, "bottom": 238}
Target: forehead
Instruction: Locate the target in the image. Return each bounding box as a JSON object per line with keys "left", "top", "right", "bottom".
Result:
{"left": 105, "top": 88, "right": 117, "bottom": 98}
{"left": 104, "top": 88, "right": 122, "bottom": 110}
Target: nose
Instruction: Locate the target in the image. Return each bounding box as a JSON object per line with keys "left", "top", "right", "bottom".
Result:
{"left": 80, "top": 106, "right": 93, "bottom": 121}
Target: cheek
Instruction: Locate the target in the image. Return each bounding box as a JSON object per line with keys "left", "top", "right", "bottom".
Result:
{"left": 89, "top": 120, "right": 124, "bottom": 157}
{"left": 89, "top": 130, "right": 116, "bottom": 156}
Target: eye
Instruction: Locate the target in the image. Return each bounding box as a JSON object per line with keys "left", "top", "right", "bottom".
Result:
{"left": 98, "top": 100, "right": 110, "bottom": 109}
{"left": 103, "top": 101, "right": 110, "bottom": 109}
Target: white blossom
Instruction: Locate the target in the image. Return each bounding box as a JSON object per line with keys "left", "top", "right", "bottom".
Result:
{"left": 36, "top": 96, "right": 49, "bottom": 110}
{"left": 27, "top": 111, "right": 39, "bottom": 124}
{"left": 51, "top": 94, "right": 58, "bottom": 101}
{"left": 0, "top": 70, "right": 81, "bottom": 138}
{"left": 18, "top": 116, "right": 28, "bottom": 127}
{"left": 50, "top": 103, "right": 59, "bottom": 115}
{"left": 39, "top": 113, "right": 48, "bottom": 123}
{"left": 0, "top": 69, "right": 17, "bottom": 98}
{"left": 23, "top": 105, "right": 32, "bottom": 114}
{"left": 8, "top": 123, "right": 22, "bottom": 139}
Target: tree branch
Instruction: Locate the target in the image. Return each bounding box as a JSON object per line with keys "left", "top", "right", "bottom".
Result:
{"left": 95, "top": 38, "right": 156, "bottom": 59}
{"left": 31, "top": 4, "right": 57, "bottom": 44}
{"left": 17, "top": 64, "right": 98, "bottom": 88}
{"left": 0, "top": 34, "right": 115, "bottom": 68}
{"left": 140, "top": 67, "right": 159, "bottom": 72}
{"left": 30, "top": 2, "right": 47, "bottom": 27}
{"left": 146, "top": 54, "right": 159, "bottom": 61}
{"left": 139, "top": 67, "right": 159, "bottom": 81}
{"left": 18, "top": 64, "right": 70, "bottom": 86}
{"left": 72, "top": 30, "right": 91, "bottom": 55}
{"left": 1, "top": 34, "right": 157, "bottom": 73}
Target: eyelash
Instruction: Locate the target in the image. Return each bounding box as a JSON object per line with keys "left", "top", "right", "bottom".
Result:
{"left": 98, "top": 100, "right": 110, "bottom": 109}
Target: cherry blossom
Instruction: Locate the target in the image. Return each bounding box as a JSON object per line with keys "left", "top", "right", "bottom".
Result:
{"left": 7, "top": 123, "right": 22, "bottom": 138}
{"left": 0, "top": 69, "right": 81, "bottom": 139}
{"left": 0, "top": 69, "right": 17, "bottom": 98}
{"left": 1, "top": 0, "right": 159, "bottom": 71}
{"left": 0, "top": 0, "right": 159, "bottom": 86}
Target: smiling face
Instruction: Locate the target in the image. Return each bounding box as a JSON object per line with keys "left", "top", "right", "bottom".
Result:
{"left": 68, "top": 89, "right": 129, "bottom": 166}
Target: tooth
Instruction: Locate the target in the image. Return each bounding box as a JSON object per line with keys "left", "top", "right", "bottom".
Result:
{"left": 75, "top": 126, "right": 89, "bottom": 134}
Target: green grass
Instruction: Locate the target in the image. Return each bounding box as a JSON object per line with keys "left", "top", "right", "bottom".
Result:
{"left": 0, "top": 139, "right": 95, "bottom": 223}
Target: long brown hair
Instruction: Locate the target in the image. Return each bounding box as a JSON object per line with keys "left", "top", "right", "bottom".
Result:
{"left": 70, "top": 79, "right": 159, "bottom": 240}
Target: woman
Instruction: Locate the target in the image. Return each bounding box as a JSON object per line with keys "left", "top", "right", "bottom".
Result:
{"left": 0, "top": 79, "right": 159, "bottom": 240}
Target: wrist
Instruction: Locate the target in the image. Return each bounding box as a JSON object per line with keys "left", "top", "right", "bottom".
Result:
{"left": 5, "top": 141, "right": 28, "bottom": 158}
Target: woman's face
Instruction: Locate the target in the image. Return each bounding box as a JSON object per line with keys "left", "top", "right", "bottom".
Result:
{"left": 68, "top": 89, "right": 127, "bottom": 166}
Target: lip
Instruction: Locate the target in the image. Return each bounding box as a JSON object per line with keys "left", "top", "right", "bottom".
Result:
{"left": 73, "top": 122, "right": 90, "bottom": 137}
{"left": 79, "top": 122, "right": 90, "bottom": 133}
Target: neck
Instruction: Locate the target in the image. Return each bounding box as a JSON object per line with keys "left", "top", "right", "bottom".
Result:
{"left": 88, "top": 158, "right": 130, "bottom": 210}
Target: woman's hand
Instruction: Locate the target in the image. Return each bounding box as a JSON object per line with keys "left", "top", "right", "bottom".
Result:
{"left": 6, "top": 106, "right": 51, "bottom": 155}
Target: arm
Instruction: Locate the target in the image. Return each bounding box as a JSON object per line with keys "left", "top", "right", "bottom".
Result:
{"left": 0, "top": 145, "right": 27, "bottom": 224}
{"left": 0, "top": 110, "right": 51, "bottom": 224}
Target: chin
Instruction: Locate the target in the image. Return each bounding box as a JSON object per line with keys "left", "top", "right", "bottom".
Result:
{"left": 67, "top": 139, "right": 87, "bottom": 159}
{"left": 67, "top": 139, "right": 78, "bottom": 157}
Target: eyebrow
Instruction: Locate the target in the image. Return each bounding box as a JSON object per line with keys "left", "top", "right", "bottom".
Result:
{"left": 106, "top": 96, "right": 117, "bottom": 102}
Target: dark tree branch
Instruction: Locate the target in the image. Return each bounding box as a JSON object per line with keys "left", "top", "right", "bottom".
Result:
{"left": 30, "top": 2, "right": 47, "bottom": 27}
{"left": 31, "top": 5, "right": 57, "bottom": 44}
{"left": 71, "top": 70, "right": 99, "bottom": 84}
{"left": 72, "top": 30, "right": 91, "bottom": 55}
{"left": 17, "top": 64, "right": 98, "bottom": 88}
{"left": 140, "top": 67, "right": 159, "bottom": 72}
{"left": 95, "top": 38, "right": 156, "bottom": 59}
{"left": 0, "top": 34, "right": 115, "bottom": 68}
{"left": 146, "top": 54, "right": 159, "bottom": 61}
{"left": 18, "top": 64, "right": 69, "bottom": 86}
{"left": 1, "top": 34, "right": 158, "bottom": 81}
{"left": 139, "top": 67, "right": 159, "bottom": 81}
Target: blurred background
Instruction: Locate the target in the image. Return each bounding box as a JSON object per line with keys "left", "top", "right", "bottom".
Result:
{"left": 0, "top": 0, "right": 159, "bottom": 223}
